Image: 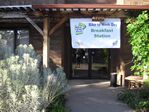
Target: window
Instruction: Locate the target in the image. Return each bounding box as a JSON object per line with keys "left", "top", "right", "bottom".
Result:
{"left": 16, "top": 30, "right": 29, "bottom": 46}
{"left": 0, "top": 29, "right": 29, "bottom": 59}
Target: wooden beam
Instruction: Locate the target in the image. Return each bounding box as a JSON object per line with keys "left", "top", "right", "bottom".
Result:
{"left": 33, "top": 4, "right": 149, "bottom": 10}
{"left": 25, "top": 16, "right": 43, "bottom": 36}
{"left": 43, "top": 17, "right": 49, "bottom": 68}
{"left": 49, "top": 17, "right": 67, "bottom": 36}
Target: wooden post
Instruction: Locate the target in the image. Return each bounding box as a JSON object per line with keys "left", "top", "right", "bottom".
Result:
{"left": 43, "top": 17, "right": 49, "bottom": 68}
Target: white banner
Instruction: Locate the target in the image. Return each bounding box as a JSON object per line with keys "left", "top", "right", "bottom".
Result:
{"left": 70, "top": 18, "right": 121, "bottom": 48}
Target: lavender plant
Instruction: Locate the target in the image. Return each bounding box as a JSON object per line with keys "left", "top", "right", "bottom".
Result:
{"left": 0, "top": 45, "right": 41, "bottom": 112}
{"left": 0, "top": 44, "right": 69, "bottom": 112}
{"left": 42, "top": 67, "right": 69, "bottom": 109}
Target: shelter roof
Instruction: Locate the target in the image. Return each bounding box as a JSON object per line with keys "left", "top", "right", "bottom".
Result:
{"left": 0, "top": 4, "right": 148, "bottom": 12}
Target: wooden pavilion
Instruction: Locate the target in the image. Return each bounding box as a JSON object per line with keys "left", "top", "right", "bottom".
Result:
{"left": 0, "top": 4, "right": 148, "bottom": 86}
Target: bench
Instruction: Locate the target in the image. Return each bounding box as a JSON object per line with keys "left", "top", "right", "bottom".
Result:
{"left": 125, "top": 76, "right": 143, "bottom": 89}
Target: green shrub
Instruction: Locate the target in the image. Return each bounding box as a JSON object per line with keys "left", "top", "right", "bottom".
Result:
{"left": 139, "top": 88, "right": 149, "bottom": 99}
{"left": 50, "top": 95, "right": 66, "bottom": 112}
{"left": 118, "top": 90, "right": 149, "bottom": 112}
{"left": 117, "top": 90, "right": 139, "bottom": 109}
{"left": 126, "top": 11, "right": 149, "bottom": 76}
{"left": 136, "top": 100, "right": 149, "bottom": 112}
{"left": 143, "top": 79, "right": 149, "bottom": 88}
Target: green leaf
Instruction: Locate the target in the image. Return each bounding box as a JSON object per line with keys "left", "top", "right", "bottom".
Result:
{"left": 126, "top": 11, "right": 149, "bottom": 76}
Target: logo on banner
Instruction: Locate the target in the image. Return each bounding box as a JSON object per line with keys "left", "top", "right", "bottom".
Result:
{"left": 75, "top": 23, "right": 86, "bottom": 35}
{"left": 112, "top": 40, "right": 118, "bottom": 46}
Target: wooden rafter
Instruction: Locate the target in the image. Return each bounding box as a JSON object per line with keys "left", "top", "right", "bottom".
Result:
{"left": 49, "top": 17, "right": 68, "bottom": 36}
{"left": 25, "top": 16, "right": 43, "bottom": 36}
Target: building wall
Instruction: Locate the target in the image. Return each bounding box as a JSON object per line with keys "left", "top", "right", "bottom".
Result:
{"left": 0, "top": 0, "right": 145, "bottom": 82}
{"left": 124, "top": 0, "right": 149, "bottom": 5}
{"left": 29, "top": 20, "right": 64, "bottom": 67}
{"left": 143, "top": 0, "right": 149, "bottom": 4}
{"left": 66, "top": 0, "right": 116, "bottom": 4}
{"left": 29, "top": 23, "right": 43, "bottom": 54}
{"left": 0, "top": 0, "right": 116, "bottom": 5}
{"left": 117, "top": 0, "right": 149, "bottom": 4}
{"left": 0, "top": 19, "right": 64, "bottom": 68}
{"left": 0, "top": 17, "right": 134, "bottom": 83}
{"left": 17, "top": 21, "right": 133, "bottom": 86}
{"left": 0, "top": 0, "right": 148, "bottom": 5}
{"left": 49, "top": 22, "right": 64, "bottom": 67}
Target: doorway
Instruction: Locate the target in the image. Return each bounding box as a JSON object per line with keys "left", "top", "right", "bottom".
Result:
{"left": 71, "top": 48, "right": 109, "bottom": 79}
